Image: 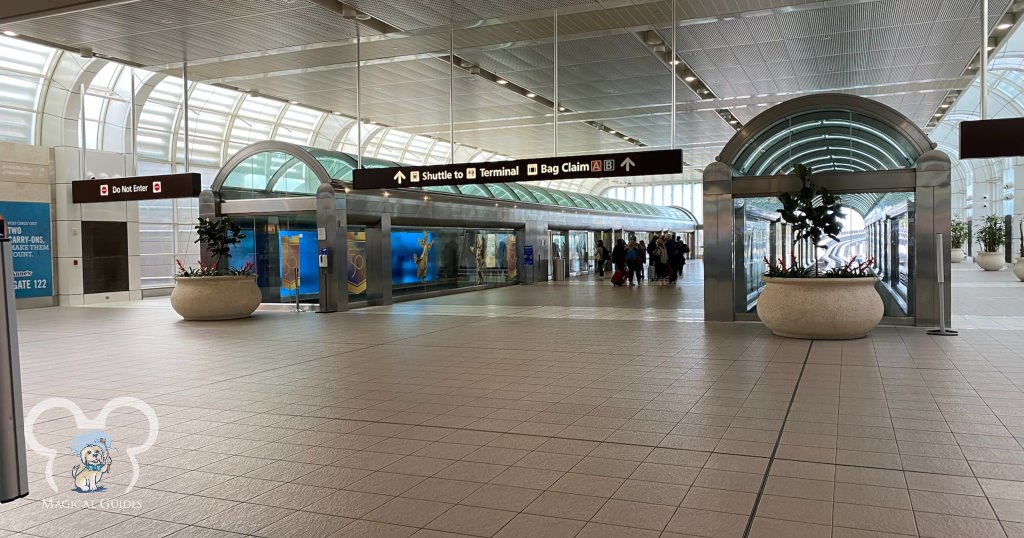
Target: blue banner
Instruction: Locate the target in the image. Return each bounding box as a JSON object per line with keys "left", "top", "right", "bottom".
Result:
{"left": 0, "top": 202, "right": 53, "bottom": 299}
{"left": 524, "top": 245, "right": 534, "bottom": 266}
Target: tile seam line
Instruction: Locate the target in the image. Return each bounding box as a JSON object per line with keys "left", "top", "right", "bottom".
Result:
{"left": 741, "top": 339, "right": 814, "bottom": 538}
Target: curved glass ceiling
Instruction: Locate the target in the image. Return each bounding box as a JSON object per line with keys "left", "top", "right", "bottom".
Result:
{"left": 216, "top": 142, "right": 693, "bottom": 222}
{"left": 732, "top": 110, "right": 922, "bottom": 177}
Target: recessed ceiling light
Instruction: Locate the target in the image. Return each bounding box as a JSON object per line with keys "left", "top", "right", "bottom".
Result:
{"left": 559, "top": 106, "right": 566, "bottom": 111}
{"left": 940, "top": 104, "right": 950, "bottom": 108}
{"left": 998, "top": 22, "right": 1013, "bottom": 30}
{"left": 288, "top": 100, "right": 298, "bottom": 104}
{"left": 670, "top": 60, "right": 681, "bottom": 65}
{"left": 496, "top": 79, "right": 508, "bottom": 84}
{"left": 934, "top": 112, "right": 942, "bottom": 116}
{"left": 1, "top": 31, "right": 17, "bottom": 37}
{"left": 608, "top": 129, "right": 616, "bottom": 134}
{"left": 988, "top": 45, "right": 996, "bottom": 51}
{"left": 526, "top": 92, "right": 536, "bottom": 98}
{"left": 684, "top": 75, "right": 696, "bottom": 82}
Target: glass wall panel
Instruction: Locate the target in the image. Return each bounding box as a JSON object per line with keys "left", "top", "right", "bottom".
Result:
{"left": 391, "top": 227, "right": 517, "bottom": 298}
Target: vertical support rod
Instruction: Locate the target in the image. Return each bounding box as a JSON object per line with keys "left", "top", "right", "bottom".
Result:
{"left": 356, "top": 24, "right": 362, "bottom": 169}
{"left": 295, "top": 268, "right": 300, "bottom": 311}
{"left": 79, "top": 83, "right": 87, "bottom": 178}
{"left": 670, "top": 0, "right": 677, "bottom": 150}
{"left": 449, "top": 26, "right": 455, "bottom": 165}
{"left": 927, "top": 233, "right": 957, "bottom": 335}
{"left": 182, "top": 62, "right": 190, "bottom": 173}
{"left": 129, "top": 68, "right": 137, "bottom": 175}
{"left": 981, "top": 0, "right": 989, "bottom": 120}
{"left": 553, "top": 10, "right": 559, "bottom": 157}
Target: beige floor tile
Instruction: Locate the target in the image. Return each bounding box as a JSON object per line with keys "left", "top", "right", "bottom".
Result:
{"left": 304, "top": 490, "right": 393, "bottom": 519}
{"left": 425, "top": 505, "right": 516, "bottom": 537}
{"left": 549, "top": 472, "right": 625, "bottom": 497}
{"left": 252, "top": 512, "right": 356, "bottom": 536}
{"left": 363, "top": 497, "right": 453, "bottom": 527}
{"left": 748, "top": 517, "right": 831, "bottom": 538}
{"left": 833, "top": 503, "right": 918, "bottom": 535}
{"left": 460, "top": 484, "right": 541, "bottom": 512}
{"left": 613, "top": 479, "right": 689, "bottom": 506}
{"left": 523, "top": 491, "right": 607, "bottom": 520}
{"left": 400, "top": 478, "right": 482, "bottom": 504}
{"left": 910, "top": 490, "right": 996, "bottom": 519}
{"left": 834, "top": 483, "right": 912, "bottom": 510}
{"left": 346, "top": 472, "right": 426, "bottom": 496}
{"left": 493, "top": 513, "right": 585, "bottom": 538}
{"left": 680, "top": 487, "right": 756, "bottom": 515}
{"left": 591, "top": 499, "right": 676, "bottom": 531}
{"left": 488, "top": 466, "right": 563, "bottom": 489}
{"left": 575, "top": 521, "right": 660, "bottom": 538}
{"left": 914, "top": 512, "right": 1007, "bottom": 538}
{"left": 329, "top": 519, "right": 417, "bottom": 538}
{"left": 664, "top": 507, "right": 748, "bottom": 537}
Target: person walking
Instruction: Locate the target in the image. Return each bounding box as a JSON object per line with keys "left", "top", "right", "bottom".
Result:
{"left": 637, "top": 240, "right": 647, "bottom": 282}
{"left": 611, "top": 239, "right": 626, "bottom": 273}
{"left": 594, "top": 239, "right": 608, "bottom": 278}
{"left": 625, "top": 239, "right": 641, "bottom": 285}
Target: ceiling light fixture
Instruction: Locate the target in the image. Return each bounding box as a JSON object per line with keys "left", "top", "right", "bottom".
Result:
{"left": 333, "top": 111, "right": 343, "bottom": 115}
{"left": 526, "top": 92, "right": 536, "bottom": 98}
{"left": 496, "top": 79, "right": 508, "bottom": 84}
{"left": 671, "top": 59, "right": 681, "bottom": 65}
{"left": 288, "top": 100, "right": 298, "bottom": 104}
{"left": 559, "top": 106, "right": 566, "bottom": 111}
{"left": 608, "top": 129, "right": 616, "bottom": 134}
{"left": 940, "top": 103, "right": 950, "bottom": 108}
{"left": 684, "top": 75, "right": 696, "bottom": 82}
{"left": 2, "top": 30, "right": 18, "bottom": 37}
{"left": 998, "top": 22, "right": 1013, "bottom": 30}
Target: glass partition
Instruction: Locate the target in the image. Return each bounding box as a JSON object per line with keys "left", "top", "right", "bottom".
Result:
{"left": 391, "top": 226, "right": 517, "bottom": 298}
{"left": 735, "top": 192, "right": 914, "bottom": 318}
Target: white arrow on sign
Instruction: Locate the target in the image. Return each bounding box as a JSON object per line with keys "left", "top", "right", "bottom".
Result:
{"left": 621, "top": 157, "right": 636, "bottom": 171}
{"left": 394, "top": 171, "right": 406, "bottom": 184}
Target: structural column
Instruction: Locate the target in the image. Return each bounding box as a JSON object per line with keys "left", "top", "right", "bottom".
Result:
{"left": 316, "top": 183, "right": 347, "bottom": 313}
{"left": 702, "top": 161, "right": 734, "bottom": 322}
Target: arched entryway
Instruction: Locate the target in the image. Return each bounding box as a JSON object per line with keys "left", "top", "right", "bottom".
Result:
{"left": 703, "top": 93, "right": 951, "bottom": 327}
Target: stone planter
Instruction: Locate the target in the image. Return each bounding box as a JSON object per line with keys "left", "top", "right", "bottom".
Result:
{"left": 757, "top": 276, "right": 883, "bottom": 340}
{"left": 950, "top": 248, "right": 965, "bottom": 263}
{"left": 976, "top": 251, "right": 1006, "bottom": 271}
{"left": 170, "top": 275, "right": 261, "bottom": 321}
{"left": 1015, "top": 258, "right": 1024, "bottom": 282}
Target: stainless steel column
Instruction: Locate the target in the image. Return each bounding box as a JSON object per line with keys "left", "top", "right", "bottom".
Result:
{"left": 0, "top": 235, "right": 28, "bottom": 503}
{"left": 916, "top": 149, "right": 953, "bottom": 327}
{"left": 703, "top": 161, "right": 734, "bottom": 322}
{"left": 366, "top": 212, "right": 392, "bottom": 306}
{"left": 316, "top": 183, "right": 347, "bottom": 313}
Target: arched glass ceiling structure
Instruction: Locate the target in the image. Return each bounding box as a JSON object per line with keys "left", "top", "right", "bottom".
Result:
{"left": 718, "top": 94, "right": 933, "bottom": 178}
{"left": 212, "top": 142, "right": 688, "bottom": 220}
{"left": 730, "top": 110, "right": 921, "bottom": 177}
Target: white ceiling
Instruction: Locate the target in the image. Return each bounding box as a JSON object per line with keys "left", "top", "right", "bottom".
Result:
{"left": 0, "top": 0, "right": 1016, "bottom": 188}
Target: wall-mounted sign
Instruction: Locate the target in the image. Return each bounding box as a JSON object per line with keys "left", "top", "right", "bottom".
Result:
{"left": 960, "top": 118, "right": 1024, "bottom": 159}
{"left": 71, "top": 173, "right": 201, "bottom": 203}
{"left": 0, "top": 202, "right": 52, "bottom": 299}
{"left": 523, "top": 245, "right": 534, "bottom": 266}
{"left": 352, "top": 149, "right": 683, "bottom": 190}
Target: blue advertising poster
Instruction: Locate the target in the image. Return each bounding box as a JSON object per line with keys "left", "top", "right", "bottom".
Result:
{"left": 523, "top": 245, "right": 534, "bottom": 266}
{"left": 0, "top": 202, "right": 53, "bottom": 299}
{"left": 279, "top": 230, "right": 319, "bottom": 298}
{"left": 391, "top": 230, "right": 440, "bottom": 285}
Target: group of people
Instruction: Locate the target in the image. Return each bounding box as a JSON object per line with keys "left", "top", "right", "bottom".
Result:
{"left": 593, "top": 233, "right": 690, "bottom": 286}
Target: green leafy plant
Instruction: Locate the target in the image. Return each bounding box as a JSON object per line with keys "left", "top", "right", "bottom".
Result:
{"left": 976, "top": 214, "right": 1005, "bottom": 253}
{"left": 175, "top": 217, "right": 253, "bottom": 277}
{"left": 950, "top": 219, "right": 968, "bottom": 250}
{"left": 771, "top": 163, "right": 847, "bottom": 277}
{"left": 764, "top": 255, "right": 875, "bottom": 278}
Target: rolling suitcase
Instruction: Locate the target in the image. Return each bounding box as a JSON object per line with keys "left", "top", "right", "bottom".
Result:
{"left": 610, "top": 269, "right": 626, "bottom": 286}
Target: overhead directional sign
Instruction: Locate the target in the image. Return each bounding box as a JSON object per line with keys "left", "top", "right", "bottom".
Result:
{"left": 960, "top": 118, "right": 1024, "bottom": 159}
{"left": 351, "top": 149, "right": 683, "bottom": 190}
{"left": 72, "top": 173, "right": 202, "bottom": 203}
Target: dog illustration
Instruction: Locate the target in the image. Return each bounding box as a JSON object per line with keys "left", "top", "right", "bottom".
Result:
{"left": 413, "top": 231, "right": 433, "bottom": 282}
{"left": 71, "top": 439, "right": 111, "bottom": 492}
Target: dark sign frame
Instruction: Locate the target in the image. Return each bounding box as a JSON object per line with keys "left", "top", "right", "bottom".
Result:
{"left": 352, "top": 149, "right": 683, "bottom": 190}
{"left": 71, "top": 173, "right": 202, "bottom": 203}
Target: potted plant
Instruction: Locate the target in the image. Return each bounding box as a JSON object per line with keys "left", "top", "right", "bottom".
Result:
{"left": 756, "top": 164, "right": 883, "bottom": 340}
{"left": 950, "top": 218, "right": 968, "bottom": 263}
{"left": 1015, "top": 221, "right": 1024, "bottom": 281}
{"left": 170, "top": 217, "right": 261, "bottom": 321}
{"left": 975, "top": 215, "right": 1006, "bottom": 271}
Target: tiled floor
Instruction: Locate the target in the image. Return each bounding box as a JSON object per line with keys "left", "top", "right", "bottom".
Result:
{"left": 2, "top": 261, "right": 1024, "bottom": 537}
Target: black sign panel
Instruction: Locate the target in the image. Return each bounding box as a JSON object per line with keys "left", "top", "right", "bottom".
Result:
{"left": 960, "top": 118, "right": 1024, "bottom": 159}
{"left": 72, "top": 173, "right": 202, "bottom": 203}
{"left": 352, "top": 149, "right": 683, "bottom": 190}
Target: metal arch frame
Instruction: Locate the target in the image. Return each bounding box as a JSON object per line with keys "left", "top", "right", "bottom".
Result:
{"left": 704, "top": 95, "right": 952, "bottom": 330}
{"left": 717, "top": 93, "right": 936, "bottom": 169}
{"left": 667, "top": 205, "right": 700, "bottom": 226}
{"left": 211, "top": 140, "right": 333, "bottom": 194}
